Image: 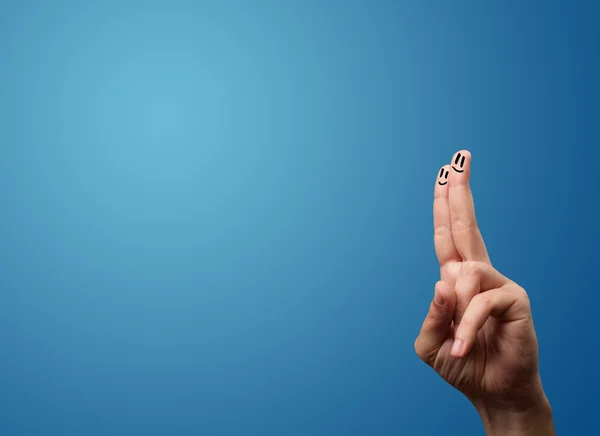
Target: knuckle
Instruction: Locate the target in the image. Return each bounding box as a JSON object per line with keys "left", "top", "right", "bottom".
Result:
{"left": 512, "top": 285, "right": 531, "bottom": 308}
{"left": 451, "top": 218, "right": 479, "bottom": 233}
{"left": 462, "top": 260, "right": 481, "bottom": 277}
{"left": 459, "top": 316, "right": 476, "bottom": 330}
{"left": 414, "top": 336, "right": 425, "bottom": 358}
{"left": 473, "top": 291, "right": 493, "bottom": 310}
{"left": 414, "top": 336, "right": 436, "bottom": 365}
{"left": 490, "top": 289, "right": 505, "bottom": 306}
{"left": 434, "top": 224, "right": 451, "bottom": 236}
{"left": 515, "top": 284, "right": 529, "bottom": 297}
{"left": 425, "top": 307, "right": 442, "bottom": 326}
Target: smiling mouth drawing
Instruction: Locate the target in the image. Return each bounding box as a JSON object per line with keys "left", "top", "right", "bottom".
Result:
{"left": 451, "top": 167, "right": 464, "bottom": 173}
{"left": 438, "top": 168, "right": 449, "bottom": 185}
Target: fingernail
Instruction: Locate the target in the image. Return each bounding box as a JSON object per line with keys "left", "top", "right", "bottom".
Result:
{"left": 451, "top": 339, "right": 464, "bottom": 357}
{"left": 434, "top": 292, "right": 444, "bottom": 306}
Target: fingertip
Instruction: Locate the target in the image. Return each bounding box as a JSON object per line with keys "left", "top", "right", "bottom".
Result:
{"left": 456, "top": 149, "right": 472, "bottom": 158}
{"left": 450, "top": 338, "right": 464, "bottom": 358}
{"left": 417, "top": 283, "right": 457, "bottom": 365}
{"left": 452, "top": 325, "right": 475, "bottom": 358}
{"left": 434, "top": 165, "right": 451, "bottom": 195}
{"left": 449, "top": 150, "right": 471, "bottom": 182}
{"left": 452, "top": 149, "right": 472, "bottom": 163}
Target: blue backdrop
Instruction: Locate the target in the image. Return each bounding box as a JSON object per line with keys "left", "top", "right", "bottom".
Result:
{"left": 0, "top": 1, "right": 597, "bottom": 434}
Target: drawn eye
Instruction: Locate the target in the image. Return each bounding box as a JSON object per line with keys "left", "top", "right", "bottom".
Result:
{"left": 455, "top": 153, "right": 461, "bottom": 165}
{"left": 445, "top": 171, "right": 449, "bottom": 179}
{"left": 461, "top": 155, "right": 465, "bottom": 167}
{"left": 440, "top": 168, "right": 444, "bottom": 178}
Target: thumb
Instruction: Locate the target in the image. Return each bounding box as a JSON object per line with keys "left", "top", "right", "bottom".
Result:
{"left": 414, "top": 281, "right": 456, "bottom": 366}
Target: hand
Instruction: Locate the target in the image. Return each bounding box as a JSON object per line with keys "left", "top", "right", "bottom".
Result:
{"left": 414, "top": 151, "right": 555, "bottom": 435}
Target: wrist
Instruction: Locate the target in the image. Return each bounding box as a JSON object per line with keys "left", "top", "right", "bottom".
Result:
{"left": 473, "top": 384, "right": 555, "bottom": 436}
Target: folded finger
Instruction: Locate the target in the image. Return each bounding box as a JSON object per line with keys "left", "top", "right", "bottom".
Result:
{"left": 415, "top": 281, "right": 457, "bottom": 366}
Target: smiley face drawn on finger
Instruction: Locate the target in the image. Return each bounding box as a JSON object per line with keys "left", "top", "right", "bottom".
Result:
{"left": 438, "top": 168, "right": 449, "bottom": 185}
{"left": 452, "top": 152, "right": 466, "bottom": 173}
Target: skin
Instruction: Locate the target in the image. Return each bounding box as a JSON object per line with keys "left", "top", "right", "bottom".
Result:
{"left": 414, "top": 151, "right": 555, "bottom": 435}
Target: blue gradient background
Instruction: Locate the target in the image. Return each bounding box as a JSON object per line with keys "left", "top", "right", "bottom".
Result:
{"left": 0, "top": 1, "right": 598, "bottom": 435}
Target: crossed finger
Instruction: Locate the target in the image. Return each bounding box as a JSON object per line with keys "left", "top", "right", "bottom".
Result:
{"left": 447, "top": 150, "right": 490, "bottom": 263}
